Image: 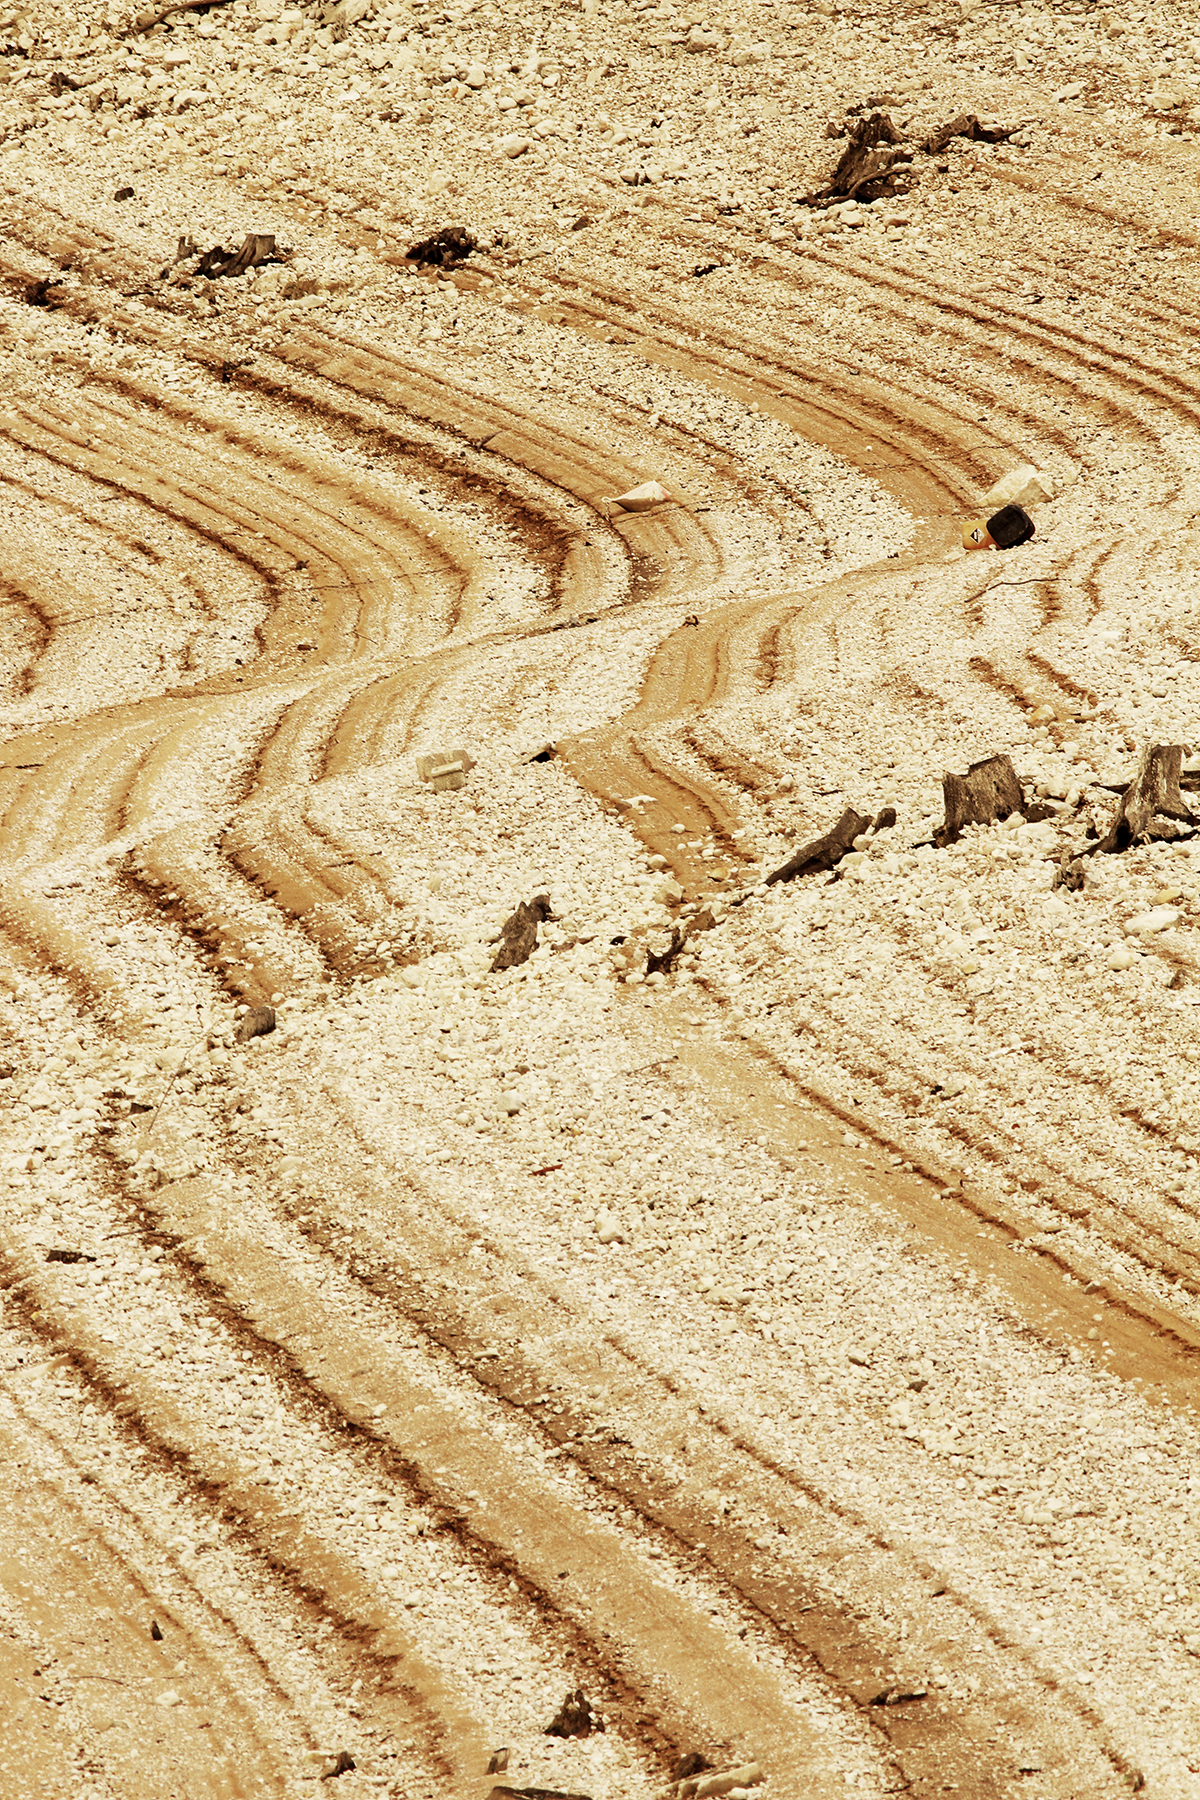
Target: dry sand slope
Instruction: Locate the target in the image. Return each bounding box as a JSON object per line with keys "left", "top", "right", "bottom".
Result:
{"left": 4, "top": 0, "right": 1200, "bottom": 1796}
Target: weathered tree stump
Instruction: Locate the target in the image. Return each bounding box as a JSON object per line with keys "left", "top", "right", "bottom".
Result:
{"left": 405, "top": 225, "right": 479, "bottom": 268}
{"left": 490, "top": 895, "right": 553, "bottom": 972}
{"left": 803, "top": 112, "right": 908, "bottom": 205}
{"left": 544, "top": 1688, "right": 603, "bottom": 1739}
{"left": 1094, "top": 743, "right": 1195, "bottom": 853}
{"left": 934, "top": 753, "right": 1023, "bottom": 847}
{"left": 765, "top": 806, "right": 871, "bottom": 885}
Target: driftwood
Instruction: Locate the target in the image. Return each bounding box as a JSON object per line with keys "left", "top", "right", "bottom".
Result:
{"left": 646, "top": 926, "right": 685, "bottom": 977}
{"left": 765, "top": 806, "right": 870, "bottom": 885}
{"left": 802, "top": 112, "right": 910, "bottom": 207}
{"left": 195, "top": 233, "right": 279, "bottom": 279}
{"left": 487, "top": 1789, "right": 591, "bottom": 1800}
{"left": 405, "top": 225, "right": 478, "bottom": 268}
{"left": 491, "top": 894, "right": 553, "bottom": 972}
{"left": 1094, "top": 743, "right": 1195, "bottom": 853}
{"left": 166, "top": 233, "right": 279, "bottom": 280}
{"left": 132, "top": 0, "right": 230, "bottom": 32}
{"left": 921, "top": 113, "right": 1017, "bottom": 156}
{"left": 24, "top": 277, "right": 63, "bottom": 307}
{"left": 934, "top": 753, "right": 1023, "bottom": 847}
{"left": 645, "top": 905, "right": 718, "bottom": 976}
{"left": 544, "top": 1688, "right": 603, "bottom": 1740}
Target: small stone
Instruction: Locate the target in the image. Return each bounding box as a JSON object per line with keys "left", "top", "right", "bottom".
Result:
{"left": 1106, "top": 947, "right": 1135, "bottom": 970}
{"left": 498, "top": 133, "right": 531, "bottom": 157}
{"left": 595, "top": 1215, "right": 625, "bottom": 1245}
{"left": 1124, "top": 907, "right": 1179, "bottom": 935}
{"left": 234, "top": 1005, "right": 276, "bottom": 1044}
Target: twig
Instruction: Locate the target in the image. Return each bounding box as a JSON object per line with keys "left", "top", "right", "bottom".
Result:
{"left": 146, "top": 1060, "right": 184, "bottom": 1132}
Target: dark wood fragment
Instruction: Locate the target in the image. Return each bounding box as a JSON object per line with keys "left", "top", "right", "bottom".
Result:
{"left": 1094, "top": 743, "right": 1195, "bottom": 853}
{"left": 646, "top": 927, "right": 685, "bottom": 976}
{"left": 491, "top": 895, "right": 553, "bottom": 972}
{"left": 921, "top": 113, "right": 1016, "bottom": 155}
{"left": 802, "top": 112, "right": 909, "bottom": 205}
{"left": 319, "top": 1749, "right": 355, "bottom": 1779}
{"left": 765, "top": 806, "right": 871, "bottom": 885}
{"left": 544, "top": 1688, "right": 603, "bottom": 1739}
{"left": 405, "top": 225, "right": 478, "bottom": 267}
{"left": 934, "top": 753, "right": 1023, "bottom": 847}
{"left": 488, "top": 1789, "right": 591, "bottom": 1800}
{"left": 132, "top": 0, "right": 231, "bottom": 33}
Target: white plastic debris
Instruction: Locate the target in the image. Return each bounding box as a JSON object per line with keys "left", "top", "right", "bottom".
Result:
{"left": 982, "top": 464, "right": 1053, "bottom": 511}
{"left": 602, "top": 480, "right": 672, "bottom": 512}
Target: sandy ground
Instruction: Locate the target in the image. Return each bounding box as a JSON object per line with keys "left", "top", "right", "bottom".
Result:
{"left": 3, "top": 0, "right": 1200, "bottom": 1797}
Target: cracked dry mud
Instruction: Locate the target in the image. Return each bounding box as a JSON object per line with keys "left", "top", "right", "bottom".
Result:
{"left": 3, "top": 1, "right": 1200, "bottom": 1798}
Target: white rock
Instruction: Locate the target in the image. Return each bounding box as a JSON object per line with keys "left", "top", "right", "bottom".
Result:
{"left": 497, "top": 133, "right": 530, "bottom": 157}
{"left": 1124, "top": 908, "right": 1179, "bottom": 935}
{"left": 982, "top": 464, "right": 1053, "bottom": 511}
{"left": 1106, "top": 947, "right": 1136, "bottom": 970}
{"left": 602, "top": 481, "right": 672, "bottom": 512}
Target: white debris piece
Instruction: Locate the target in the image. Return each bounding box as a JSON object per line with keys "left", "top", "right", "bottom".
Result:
{"left": 982, "top": 465, "right": 1054, "bottom": 510}
{"left": 602, "top": 481, "right": 673, "bottom": 512}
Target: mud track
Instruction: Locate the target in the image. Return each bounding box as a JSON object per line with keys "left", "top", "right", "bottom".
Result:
{"left": 3, "top": 135, "right": 1200, "bottom": 1800}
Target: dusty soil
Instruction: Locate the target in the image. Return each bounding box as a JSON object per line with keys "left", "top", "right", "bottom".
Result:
{"left": 3, "top": 1, "right": 1200, "bottom": 1797}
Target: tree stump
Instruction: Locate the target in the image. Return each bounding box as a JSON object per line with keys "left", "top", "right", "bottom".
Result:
{"left": 1094, "top": 743, "right": 1194, "bottom": 853}
{"left": 934, "top": 753, "right": 1023, "bottom": 847}
{"left": 544, "top": 1688, "right": 603, "bottom": 1739}
{"left": 765, "top": 806, "right": 871, "bottom": 885}
{"left": 804, "top": 112, "right": 908, "bottom": 205}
